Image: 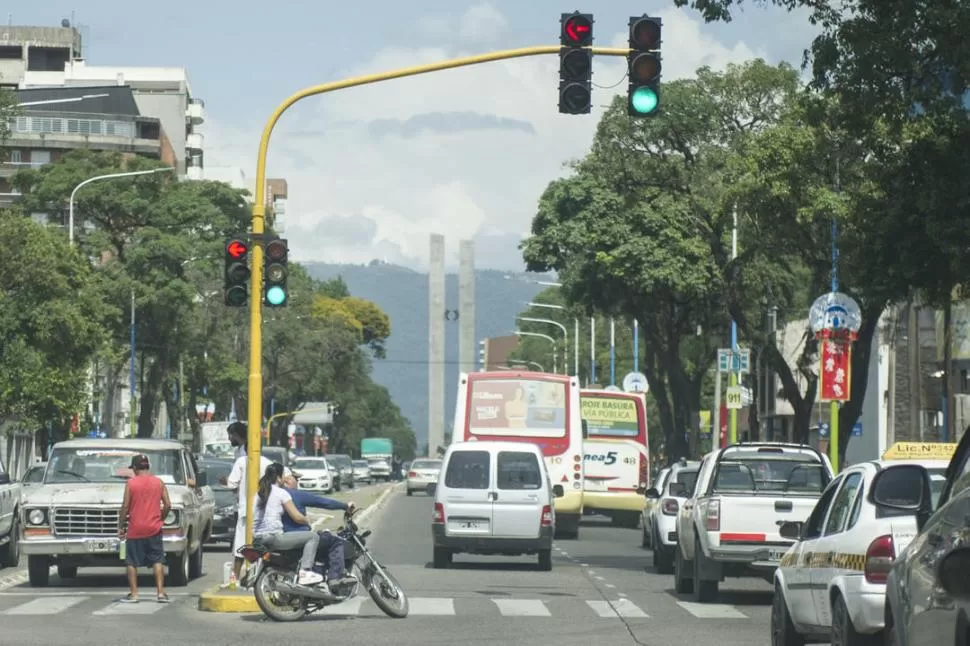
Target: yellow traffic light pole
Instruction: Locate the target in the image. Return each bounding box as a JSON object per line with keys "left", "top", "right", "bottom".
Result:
{"left": 245, "top": 44, "right": 631, "bottom": 543}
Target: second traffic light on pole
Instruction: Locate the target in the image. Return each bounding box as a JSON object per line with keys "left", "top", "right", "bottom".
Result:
{"left": 224, "top": 238, "right": 250, "bottom": 307}
{"left": 559, "top": 12, "right": 593, "bottom": 114}
{"left": 264, "top": 237, "right": 289, "bottom": 307}
{"left": 628, "top": 15, "right": 661, "bottom": 117}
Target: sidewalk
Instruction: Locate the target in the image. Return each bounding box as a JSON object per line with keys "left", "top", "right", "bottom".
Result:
{"left": 198, "top": 482, "right": 401, "bottom": 613}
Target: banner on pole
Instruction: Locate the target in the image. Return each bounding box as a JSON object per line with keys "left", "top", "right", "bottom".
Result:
{"left": 819, "top": 340, "right": 851, "bottom": 402}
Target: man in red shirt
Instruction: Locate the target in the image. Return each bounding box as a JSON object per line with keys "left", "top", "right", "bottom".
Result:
{"left": 118, "top": 454, "right": 171, "bottom": 603}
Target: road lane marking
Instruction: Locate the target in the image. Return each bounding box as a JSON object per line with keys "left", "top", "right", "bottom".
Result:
{"left": 605, "top": 584, "right": 616, "bottom": 588}
{"left": 94, "top": 600, "right": 169, "bottom": 615}
{"left": 321, "top": 597, "right": 362, "bottom": 616}
{"left": 4, "top": 596, "right": 86, "bottom": 615}
{"left": 677, "top": 601, "right": 747, "bottom": 619}
{"left": 492, "top": 599, "right": 550, "bottom": 616}
{"left": 586, "top": 600, "right": 617, "bottom": 617}
{"left": 409, "top": 597, "right": 455, "bottom": 615}
{"left": 612, "top": 598, "right": 648, "bottom": 618}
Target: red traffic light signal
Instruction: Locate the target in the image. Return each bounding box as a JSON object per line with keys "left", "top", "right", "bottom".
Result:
{"left": 630, "top": 16, "right": 661, "bottom": 50}
{"left": 266, "top": 239, "right": 287, "bottom": 262}
{"left": 561, "top": 12, "right": 593, "bottom": 47}
{"left": 226, "top": 240, "right": 248, "bottom": 259}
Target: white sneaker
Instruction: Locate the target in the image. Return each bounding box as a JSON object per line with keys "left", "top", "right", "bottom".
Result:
{"left": 298, "top": 570, "right": 324, "bottom": 586}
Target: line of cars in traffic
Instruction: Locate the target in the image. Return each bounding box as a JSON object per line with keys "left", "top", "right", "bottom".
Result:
{"left": 640, "top": 440, "right": 960, "bottom": 645}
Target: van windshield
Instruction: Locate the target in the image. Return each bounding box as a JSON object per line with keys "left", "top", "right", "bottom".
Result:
{"left": 497, "top": 451, "right": 542, "bottom": 490}
{"left": 445, "top": 451, "right": 490, "bottom": 489}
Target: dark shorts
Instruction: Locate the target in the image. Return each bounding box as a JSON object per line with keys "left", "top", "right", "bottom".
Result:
{"left": 126, "top": 533, "right": 165, "bottom": 568}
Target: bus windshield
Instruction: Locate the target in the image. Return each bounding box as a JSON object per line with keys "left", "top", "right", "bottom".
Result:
{"left": 468, "top": 378, "right": 567, "bottom": 438}
{"left": 581, "top": 393, "right": 644, "bottom": 438}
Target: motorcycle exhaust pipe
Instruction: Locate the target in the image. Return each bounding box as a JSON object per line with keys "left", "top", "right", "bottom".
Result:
{"left": 273, "top": 580, "right": 339, "bottom": 602}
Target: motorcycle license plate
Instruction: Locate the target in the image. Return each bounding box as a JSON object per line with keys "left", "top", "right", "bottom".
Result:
{"left": 86, "top": 538, "right": 120, "bottom": 553}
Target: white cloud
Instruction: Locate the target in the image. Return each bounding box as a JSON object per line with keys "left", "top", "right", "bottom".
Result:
{"left": 205, "top": 5, "right": 783, "bottom": 271}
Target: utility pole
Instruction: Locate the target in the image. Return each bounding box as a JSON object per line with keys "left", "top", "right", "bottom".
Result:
{"left": 729, "top": 207, "right": 739, "bottom": 444}
{"left": 428, "top": 234, "right": 446, "bottom": 457}
{"left": 908, "top": 298, "right": 921, "bottom": 440}
{"left": 129, "top": 288, "right": 136, "bottom": 438}
{"left": 459, "top": 240, "right": 476, "bottom": 376}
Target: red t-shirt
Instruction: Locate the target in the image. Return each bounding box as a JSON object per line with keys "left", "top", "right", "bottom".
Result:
{"left": 126, "top": 474, "right": 164, "bottom": 539}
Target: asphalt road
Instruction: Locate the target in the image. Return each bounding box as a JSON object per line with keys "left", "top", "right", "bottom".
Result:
{"left": 0, "top": 486, "right": 784, "bottom": 646}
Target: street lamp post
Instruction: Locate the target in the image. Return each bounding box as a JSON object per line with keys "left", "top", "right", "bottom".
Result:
{"left": 68, "top": 167, "right": 175, "bottom": 246}
{"left": 518, "top": 316, "right": 567, "bottom": 375}
{"left": 514, "top": 330, "right": 558, "bottom": 373}
{"left": 526, "top": 302, "right": 579, "bottom": 377}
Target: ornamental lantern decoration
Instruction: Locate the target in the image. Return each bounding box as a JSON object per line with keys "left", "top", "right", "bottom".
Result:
{"left": 809, "top": 292, "right": 861, "bottom": 402}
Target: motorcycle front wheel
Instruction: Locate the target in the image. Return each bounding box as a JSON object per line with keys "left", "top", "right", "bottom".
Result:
{"left": 367, "top": 565, "right": 409, "bottom": 618}
{"left": 253, "top": 567, "right": 307, "bottom": 622}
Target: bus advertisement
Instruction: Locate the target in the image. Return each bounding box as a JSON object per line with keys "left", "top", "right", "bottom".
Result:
{"left": 580, "top": 389, "right": 650, "bottom": 528}
{"left": 455, "top": 371, "right": 585, "bottom": 539}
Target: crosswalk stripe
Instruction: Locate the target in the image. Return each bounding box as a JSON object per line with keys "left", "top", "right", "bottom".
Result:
{"left": 676, "top": 601, "right": 747, "bottom": 619}
{"left": 93, "top": 600, "right": 169, "bottom": 615}
{"left": 586, "top": 600, "right": 618, "bottom": 617}
{"left": 612, "top": 598, "right": 648, "bottom": 618}
{"left": 409, "top": 597, "right": 455, "bottom": 615}
{"left": 492, "top": 599, "right": 550, "bottom": 617}
{"left": 4, "top": 596, "right": 86, "bottom": 615}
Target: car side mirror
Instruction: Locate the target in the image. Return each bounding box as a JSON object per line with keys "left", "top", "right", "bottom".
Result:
{"left": 581, "top": 420, "right": 589, "bottom": 439}
{"left": 0, "top": 473, "right": 9, "bottom": 485}
{"left": 552, "top": 485, "right": 564, "bottom": 498}
{"left": 779, "top": 521, "right": 803, "bottom": 541}
{"left": 870, "top": 464, "right": 930, "bottom": 512}
{"left": 645, "top": 487, "right": 661, "bottom": 499}
{"left": 195, "top": 470, "right": 207, "bottom": 488}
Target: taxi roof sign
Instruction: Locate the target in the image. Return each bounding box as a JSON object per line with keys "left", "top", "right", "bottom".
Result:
{"left": 881, "top": 442, "right": 957, "bottom": 461}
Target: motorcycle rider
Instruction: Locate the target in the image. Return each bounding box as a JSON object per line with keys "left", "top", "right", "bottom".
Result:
{"left": 281, "top": 473, "right": 358, "bottom": 590}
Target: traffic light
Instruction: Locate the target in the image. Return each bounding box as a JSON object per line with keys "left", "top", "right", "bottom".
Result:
{"left": 628, "top": 16, "right": 661, "bottom": 117}
{"left": 264, "top": 237, "right": 289, "bottom": 307}
{"left": 224, "top": 238, "right": 249, "bottom": 307}
{"left": 559, "top": 12, "right": 593, "bottom": 115}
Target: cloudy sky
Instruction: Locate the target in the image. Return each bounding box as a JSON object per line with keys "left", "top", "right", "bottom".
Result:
{"left": 17, "top": 0, "right": 817, "bottom": 270}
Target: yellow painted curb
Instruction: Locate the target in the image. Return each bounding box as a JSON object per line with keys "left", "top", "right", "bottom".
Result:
{"left": 197, "top": 586, "right": 260, "bottom": 613}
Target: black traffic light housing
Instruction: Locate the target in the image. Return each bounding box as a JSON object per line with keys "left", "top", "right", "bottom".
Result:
{"left": 224, "top": 238, "right": 250, "bottom": 307}
{"left": 264, "top": 237, "right": 289, "bottom": 307}
{"left": 628, "top": 16, "right": 661, "bottom": 117}
{"left": 559, "top": 12, "right": 593, "bottom": 115}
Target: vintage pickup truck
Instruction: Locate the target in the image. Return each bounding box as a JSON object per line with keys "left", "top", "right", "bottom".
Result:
{"left": 20, "top": 438, "right": 215, "bottom": 587}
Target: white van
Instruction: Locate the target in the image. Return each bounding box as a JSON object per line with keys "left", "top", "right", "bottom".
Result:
{"left": 431, "top": 440, "right": 563, "bottom": 571}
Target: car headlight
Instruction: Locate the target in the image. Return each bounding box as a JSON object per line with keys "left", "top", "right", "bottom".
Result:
{"left": 27, "top": 508, "right": 46, "bottom": 526}
{"left": 164, "top": 510, "right": 180, "bottom": 526}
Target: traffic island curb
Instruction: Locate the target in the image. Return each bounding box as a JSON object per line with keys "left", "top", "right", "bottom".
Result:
{"left": 198, "top": 482, "right": 403, "bottom": 613}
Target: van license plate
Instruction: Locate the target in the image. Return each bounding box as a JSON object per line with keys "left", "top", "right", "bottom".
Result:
{"left": 461, "top": 521, "right": 482, "bottom": 530}
{"left": 768, "top": 549, "right": 786, "bottom": 561}
{"left": 86, "top": 538, "right": 120, "bottom": 553}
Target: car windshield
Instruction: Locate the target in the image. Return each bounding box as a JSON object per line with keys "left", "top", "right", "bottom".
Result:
{"left": 412, "top": 460, "right": 441, "bottom": 470}
{"left": 205, "top": 442, "right": 235, "bottom": 459}
{"left": 45, "top": 447, "right": 185, "bottom": 485}
{"left": 669, "top": 468, "right": 698, "bottom": 494}
{"left": 353, "top": 461, "right": 368, "bottom": 467}
{"left": 293, "top": 458, "right": 329, "bottom": 471}
{"left": 200, "top": 460, "right": 233, "bottom": 488}
{"left": 713, "top": 452, "right": 828, "bottom": 493}
{"left": 23, "top": 466, "right": 46, "bottom": 483}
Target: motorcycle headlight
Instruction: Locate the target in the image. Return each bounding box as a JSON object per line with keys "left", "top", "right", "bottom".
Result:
{"left": 27, "top": 509, "right": 46, "bottom": 526}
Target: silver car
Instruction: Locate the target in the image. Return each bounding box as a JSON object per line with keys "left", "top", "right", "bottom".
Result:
{"left": 406, "top": 458, "right": 441, "bottom": 495}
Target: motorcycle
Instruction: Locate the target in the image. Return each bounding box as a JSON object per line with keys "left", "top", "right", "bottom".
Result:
{"left": 236, "top": 509, "right": 409, "bottom": 621}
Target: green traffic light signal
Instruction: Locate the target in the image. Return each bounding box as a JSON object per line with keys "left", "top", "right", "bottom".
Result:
{"left": 266, "top": 285, "right": 287, "bottom": 306}
{"left": 630, "top": 86, "right": 658, "bottom": 115}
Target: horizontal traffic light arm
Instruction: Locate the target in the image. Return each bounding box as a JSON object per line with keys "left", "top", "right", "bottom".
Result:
{"left": 242, "top": 43, "right": 634, "bottom": 545}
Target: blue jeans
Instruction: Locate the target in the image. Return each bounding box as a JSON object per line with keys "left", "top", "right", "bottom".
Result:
{"left": 254, "top": 531, "right": 319, "bottom": 571}
{"left": 315, "top": 531, "right": 346, "bottom": 580}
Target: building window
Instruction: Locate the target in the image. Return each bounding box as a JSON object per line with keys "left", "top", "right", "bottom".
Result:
{"left": 9, "top": 150, "right": 22, "bottom": 164}
{"left": 31, "top": 151, "right": 51, "bottom": 165}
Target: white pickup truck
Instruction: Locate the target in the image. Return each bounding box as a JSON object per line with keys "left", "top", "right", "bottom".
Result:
{"left": 674, "top": 442, "right": 833, "bottom": 602}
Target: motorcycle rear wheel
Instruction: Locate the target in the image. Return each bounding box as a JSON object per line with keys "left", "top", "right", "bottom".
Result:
{"left": 367, "top": 566, "right": 409, "bottom": 618}
{"left": 253, "top": 567, "right": 307, "bottom": 622}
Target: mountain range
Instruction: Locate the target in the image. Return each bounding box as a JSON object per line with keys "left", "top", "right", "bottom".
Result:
{"left": 303, "top": 261, "right": 551, "bottom": 450}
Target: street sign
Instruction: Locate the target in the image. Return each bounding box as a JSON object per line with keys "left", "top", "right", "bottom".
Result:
{"left": 851, "top": 422, "right": 862, "bottom": 437}
{"left": 717, "top": 348, "right": 750, "bottom": 373}
{"left": 622, "top": 371, "right": 649, "bottom": 393}
{"left": 604, "top": 385, "right": 623, "bottom": 392}
{"left": 725, "top": 386, "right": 743, "bottom": 409}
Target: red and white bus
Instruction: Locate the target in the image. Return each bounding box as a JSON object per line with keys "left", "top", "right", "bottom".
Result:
{"left": 580, "top": 389, "right": 650, "bottom": 528}
{"left": 454, "top": 371, "right": 585, "bottom": 539}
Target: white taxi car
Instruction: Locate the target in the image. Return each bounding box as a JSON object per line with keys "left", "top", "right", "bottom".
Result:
{"left": 771, "top": 447, "right": 946, "bottom": 646}
{"left": 406, "top": 458, "right": 442, "bottom": 496}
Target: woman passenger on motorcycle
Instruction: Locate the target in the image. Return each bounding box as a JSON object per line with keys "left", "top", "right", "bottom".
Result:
{"left": 253, "top": 462, "right": 324, "bottom": 586}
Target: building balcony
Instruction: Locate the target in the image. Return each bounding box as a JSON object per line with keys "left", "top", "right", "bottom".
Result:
{"left": 186, "top": 99, "right": 205, "bottom": 125}
{"left": 186, "top": 132, "right": 204, "bottom": 152}
{"left": 7, "top": 111, "right": 164, "bottom": 158}
{"left": 0, "top": 161, "right": 46, "bottom": 179}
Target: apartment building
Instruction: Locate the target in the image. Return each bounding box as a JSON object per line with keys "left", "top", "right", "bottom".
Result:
{"left": 0, "top": 23, "right": 204, "bottom": 178}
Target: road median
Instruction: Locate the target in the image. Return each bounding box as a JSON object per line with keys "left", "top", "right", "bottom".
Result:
{"left": 198, "top": 481, "right": 402, "bottom": 613}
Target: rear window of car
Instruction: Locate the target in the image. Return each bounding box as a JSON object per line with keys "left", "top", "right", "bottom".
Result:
{"left": 713, "top": 450, "right": 828, "bottom": 493}
{"left": 497, "top": 451, "right": 542, "bottom": 490}
{"left": 412, "top": 460, "right": 441, "bottom": 470}
{"left": 444, "top": 450, "right": 490, "bottom": 490}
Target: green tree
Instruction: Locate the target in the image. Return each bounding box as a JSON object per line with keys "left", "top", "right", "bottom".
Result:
{"left": 0, "top": 87, "right": 20, "bottom": 152}
{"left": 0, "top": 209, "right": 108, "bottom": 433}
